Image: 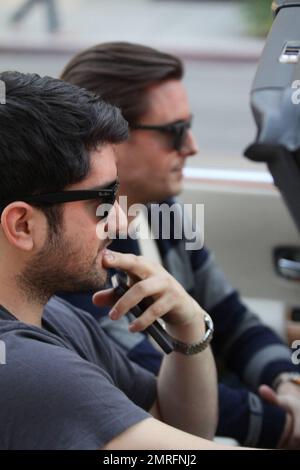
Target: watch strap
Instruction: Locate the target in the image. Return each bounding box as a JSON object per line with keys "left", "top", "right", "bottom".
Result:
{"left": 171, "top": 313, "right": 214, "bottom": 355}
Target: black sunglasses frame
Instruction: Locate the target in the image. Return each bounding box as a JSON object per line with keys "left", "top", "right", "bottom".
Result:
{"left": 0, "top": 181, "right": 119, "bottom": 219}
{"left": 131, "top": 116, "right": 193, "bottom": 152}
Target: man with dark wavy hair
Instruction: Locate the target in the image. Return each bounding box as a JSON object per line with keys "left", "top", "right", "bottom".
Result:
{"left": 0, "top": 71, "right": 230, "bottom": 450}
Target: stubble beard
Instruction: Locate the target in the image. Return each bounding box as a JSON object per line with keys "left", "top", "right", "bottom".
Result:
{"left": 16, "top": 229, "right": 108, "bottom": 306}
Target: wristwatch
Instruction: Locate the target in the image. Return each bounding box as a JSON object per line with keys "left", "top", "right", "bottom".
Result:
{"left": 272, "top": 372, "right": 300, "bottom": 391}
{"left": 171, "top": 313, "right": 214, "bottom": 355}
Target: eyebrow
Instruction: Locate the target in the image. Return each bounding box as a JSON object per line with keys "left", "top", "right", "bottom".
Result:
{"left": 171, "top": 114, "right": 193, "bottom": 123}
{"left": 135, "top": 115, "right": 193, "bottom": 127}
{"left": 168, "top": 114, "right": 193, "bottom": 125}
{"left": 88, "top": 179, "right": 119, "bottom": 192}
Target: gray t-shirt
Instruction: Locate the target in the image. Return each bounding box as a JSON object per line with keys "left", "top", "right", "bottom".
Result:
{"left": 0, "top": 296, "right": 156, "bottom": 450}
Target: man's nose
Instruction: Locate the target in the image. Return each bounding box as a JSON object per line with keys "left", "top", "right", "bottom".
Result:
{"left": 179, "top": 130, "right": 199, "bottom": 158}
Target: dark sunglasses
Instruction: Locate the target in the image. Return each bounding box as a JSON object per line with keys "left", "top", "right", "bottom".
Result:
{"left": 131, "top": 115, "right": 193, "bottom": 152}
{"left": 0, "top": 180, "right": 119, "bottom": 221}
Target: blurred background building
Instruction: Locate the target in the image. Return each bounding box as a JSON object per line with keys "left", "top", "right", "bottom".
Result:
{"left": 0, "top": 0, "right": 272, "bottom": 172}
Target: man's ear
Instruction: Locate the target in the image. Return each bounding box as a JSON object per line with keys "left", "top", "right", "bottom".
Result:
{"left": 0, "top": 202, "right": 36, "bottom": 251}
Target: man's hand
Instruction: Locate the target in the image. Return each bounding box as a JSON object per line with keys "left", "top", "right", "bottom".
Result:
{"left": 259, "top": 382, "right": 300, "bottom": 449}
{"left": 93, "top": 249, "right": 205, "bottom": 337}
{"left": 94, "top": 249, "right": 217, "bottom": 439}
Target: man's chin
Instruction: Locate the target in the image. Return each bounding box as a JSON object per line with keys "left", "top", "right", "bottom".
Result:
{"left": 91, "top": 265, "right": 109, "bottom": 291}
{"left": 167, "top": 180, "right": 183, "bottom": 198}
{"left": 70, "top": 261, "right": 109, "bottom": 293}
{"left": 151, "top": 181, "right": 183, "bottom": 202}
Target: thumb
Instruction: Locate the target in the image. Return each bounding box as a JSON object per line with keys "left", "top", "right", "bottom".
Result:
{"left": 93, "top": 287, "right": 118, "bottom": 308}
{"left": 258, "top": 385, "right": 291, "bottom": 412}
{"left": 258, "top": 384, "right": 280, "bottom": 406}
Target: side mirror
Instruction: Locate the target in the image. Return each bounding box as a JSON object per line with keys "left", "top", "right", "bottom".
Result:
{"left": 245, "top": 1, "right": 300, "bottom": 233}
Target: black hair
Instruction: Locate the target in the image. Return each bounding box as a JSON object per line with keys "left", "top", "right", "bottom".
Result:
{"left": 0, "top": 71, "right": 128, "bottom": 231}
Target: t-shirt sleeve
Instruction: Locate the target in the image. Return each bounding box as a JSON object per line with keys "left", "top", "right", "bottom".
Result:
{"left": 1, "top": 337, "right": 153, "bottom": 450}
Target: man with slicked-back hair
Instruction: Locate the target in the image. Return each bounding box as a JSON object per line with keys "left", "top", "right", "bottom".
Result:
{"left": 59, "top": 42, "right": 300, "bottom": 449}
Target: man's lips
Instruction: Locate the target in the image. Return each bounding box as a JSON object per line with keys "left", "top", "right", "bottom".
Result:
{"left": 171, "top": 165, "right": 184, "bottom": 172}
{"left": 98, "top": 240, "right": 112, "bottom": 255}
{"left": 171, "top": 161, "right": 185, "bottom": 172}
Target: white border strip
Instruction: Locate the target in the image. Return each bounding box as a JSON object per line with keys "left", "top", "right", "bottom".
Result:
{"left": 183, "top": 167, "right": 273, "bottom": 184}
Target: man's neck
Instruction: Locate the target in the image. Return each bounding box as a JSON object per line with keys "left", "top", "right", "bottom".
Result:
{"left": 0, "top": 273, "right": 44, "bottom": 327}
